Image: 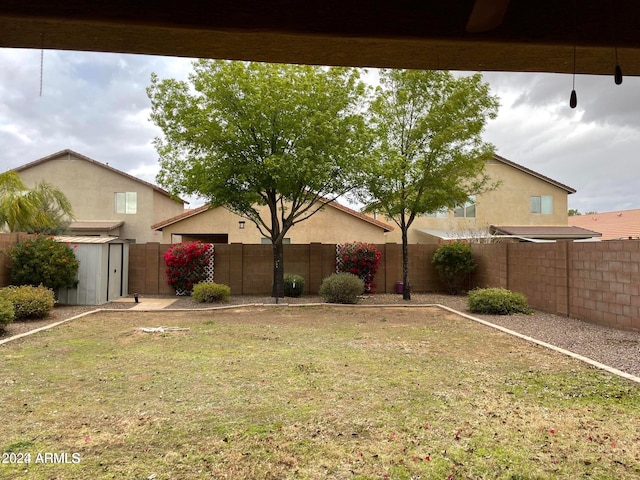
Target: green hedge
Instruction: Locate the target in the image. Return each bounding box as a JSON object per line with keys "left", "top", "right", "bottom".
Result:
{"left": 284, "top": 273, "right": 305, "bottom": 297}
{"left": 0, "top": 297, "right": 14, "bottom": 328}
{"left": 0, "top": 285, "right": 56, "bottom": 321}
{"left": 191, "top": 282, "right": 231, "bottom": 303}
{"left": 8, "top": 236, "right": 79, "bottom": 290}
{"left": 468, "top": 287, "right": 532, "bottom": 315}
{"left": 432, "top": 242, "right": 477, "bottom": 294}
{"left": 319, "top": 273, "right": 364, "bottom": 304}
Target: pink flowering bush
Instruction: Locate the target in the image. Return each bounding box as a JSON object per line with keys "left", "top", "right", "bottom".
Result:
{"left": 336, "top": 242, "right": 382, "bottom": 293}
{"left": 163, "top": 241, "right": 213, "bottom": 295}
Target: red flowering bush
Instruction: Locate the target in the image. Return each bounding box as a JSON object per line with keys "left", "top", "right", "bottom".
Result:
{"left": 163, "top": 241, "right": 213, "bottom": 295}
{"left": 336, "top": 242, "right": 381, "bottom": 293}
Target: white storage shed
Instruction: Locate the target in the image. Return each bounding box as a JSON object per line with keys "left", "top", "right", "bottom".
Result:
{"left": 55, "top": 236, "right": 129, "bottom": 305}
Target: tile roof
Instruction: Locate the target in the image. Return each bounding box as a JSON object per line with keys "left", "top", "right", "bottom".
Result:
{"left": 568, "top": 209, "right": 640, "bottom": 240}
{"left": 491, "top": 225, "right": 601, "bottom": 239}
{"left": 492, "top": 154, "right": 576, "bottom": 194}
{"left": 13, "top": 149, "right": 186, "bottom": 204}
{"left": 151, "top": 200, "right": 394, "bottom": 232}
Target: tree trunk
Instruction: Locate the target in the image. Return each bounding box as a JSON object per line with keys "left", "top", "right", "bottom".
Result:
{"left": 271, "top": 239, "right": 285, "bottom": 299}
{"left": 401, "top": 225, "right": 411, "bottom": 300}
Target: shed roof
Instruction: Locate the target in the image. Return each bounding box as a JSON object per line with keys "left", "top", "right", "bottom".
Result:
{"left": 55, "top": 236, "right": 127, "bottom": 244}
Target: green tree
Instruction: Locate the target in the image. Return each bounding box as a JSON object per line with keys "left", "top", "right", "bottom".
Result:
{"left": 568, "top": 208, "right": 581, "bottom": 216}
{"left": 0, "top": 171, "right": 73, "bottom": 234}
{"left": 148, "top": 60, "right": 369, "bottom": 298}
{"left": 359, "top": 69, "right": 499, "bottom": 300}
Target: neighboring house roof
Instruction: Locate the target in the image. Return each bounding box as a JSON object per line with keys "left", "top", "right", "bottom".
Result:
{"left": 491, "top": 225, "right": 601, "bottom": 240}
{"left": 568, "top": 209, "right": 640, "bottom": 240}
{"left": 69, "top": 221, "right": 124, "bottom": 232}
{"left": 151, "top": 200, "right": 394, "bottom": 232}
{"left": 13, "top": 149, "right": 186, "bottom": 204}
{"left": 492, "top": 154, "right": 577, "bottom": 194}
{"left": 151, "top": 204, "right": 210, "bottom": 231}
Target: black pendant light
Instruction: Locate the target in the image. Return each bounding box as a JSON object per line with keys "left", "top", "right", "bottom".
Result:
{"left": 569, "top": 44, "right": 577, "bottom": 109}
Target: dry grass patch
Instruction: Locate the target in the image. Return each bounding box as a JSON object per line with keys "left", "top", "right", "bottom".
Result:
{"left": 0, "top": 306, "right": 639, "bottom": 480}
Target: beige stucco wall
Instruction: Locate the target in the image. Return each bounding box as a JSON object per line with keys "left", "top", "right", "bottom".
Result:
{"left": 17, "top": 152, "right": 184, "bottom": 243}
{"left": 159, "top": 203, "right": 388, "bottom": 244}
{"left": 384, "top": 158, "right": 571, "bottom": 244}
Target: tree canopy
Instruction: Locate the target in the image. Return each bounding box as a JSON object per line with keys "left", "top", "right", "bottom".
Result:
{"left": 147, "top": 60, "right": 370, "bottom": 297}
{"left": 0, "top": 171, "right": 74, "bottom": 234}
{"left": 359, "top": 69, "right": 499, "bottom": 299}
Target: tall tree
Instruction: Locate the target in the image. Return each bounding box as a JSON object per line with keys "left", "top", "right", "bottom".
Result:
{"left": 360, "top": 69, "right": 499, "bottom": 300}
{"left": 0, "top": 171, "right": 73, "bottom": 234}
{"left": 147, "top": 60, "right": 369, "bottom": 298}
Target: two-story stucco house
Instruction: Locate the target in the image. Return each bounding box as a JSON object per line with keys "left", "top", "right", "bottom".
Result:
{"left": 383, "top": 154, "right": 599, "bottom": 243}
{"left": 14, "top": 149, "right": 186, "bottom": 243}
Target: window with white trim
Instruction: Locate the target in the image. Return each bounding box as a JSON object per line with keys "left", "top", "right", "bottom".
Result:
{"left": 531, "top": 195, "right": 553, "bottom": 214}
{"left": 425, "top": 208, "right": 448, "bottom": 218}
{"left": 454, "top": 195, "right": 476, "bottom": 218}
{"left": 115, "top": 192, "right": 137, "bottom": 214}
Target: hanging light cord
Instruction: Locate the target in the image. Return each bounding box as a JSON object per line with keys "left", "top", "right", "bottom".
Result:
{"left": 39, "top": 33, "right": 44, "bottom": 96}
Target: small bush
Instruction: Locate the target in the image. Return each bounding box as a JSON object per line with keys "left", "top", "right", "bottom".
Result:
{"left": 8, "top": 236, "right": 79, "bottom": 290}
{"left": 0, "top": 285, "right": 56, "bottom": 320}
{"left": 319, "top": 273, "right": 364, "bottom": 304}
{"left": 432, "top": 242, "right": 477, "bottom": 294}
{"left": 0, "top": 297, "right": 14, "bottom": 328}
{"left": 191, "top": 282, "right": 231, "bottom": 303}
{"left": 284, "top": 273, "right": 305, "bottom": 297}
{"left": 468, "top": 287, "right": 532, "bottom": 315}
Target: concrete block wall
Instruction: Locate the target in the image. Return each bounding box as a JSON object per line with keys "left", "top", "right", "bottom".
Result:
{"left": 471, "top": 243, "right": 508, "bottom": 289}
{"left": 569, "top": 241, "right": 640, "bottom": 330}
{"left": 508, "top": 242, "right": 569, "bottom": 316}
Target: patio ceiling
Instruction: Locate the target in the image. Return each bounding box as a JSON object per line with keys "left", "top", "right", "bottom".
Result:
{"left": 2, "top": 1, "right": 640, "bottom": 76}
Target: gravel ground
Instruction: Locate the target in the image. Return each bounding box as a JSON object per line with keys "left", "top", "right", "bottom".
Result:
{"left": 2, "top": 293, "right": 639, "bottom": 379}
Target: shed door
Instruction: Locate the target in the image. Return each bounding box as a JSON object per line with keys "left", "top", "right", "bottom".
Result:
{"left": 107, "top": 243, "right": 124, "bottom": 301}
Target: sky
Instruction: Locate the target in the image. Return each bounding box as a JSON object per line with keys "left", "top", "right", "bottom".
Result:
{"left": 1, "top": 47, "right": 639, "bottom": 214}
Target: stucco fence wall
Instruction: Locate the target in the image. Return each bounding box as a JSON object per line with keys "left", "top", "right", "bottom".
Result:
{"left": 127, "top": 243, "right": 444, "bottom": 298}
{"left": 128, "top": 241, "right": 640, "bottom": 332}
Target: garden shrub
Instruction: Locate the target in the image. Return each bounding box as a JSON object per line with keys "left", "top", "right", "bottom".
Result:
{"left": 284, "top": 273, "right": 304, "bottom": 297}
{"left": 468, "top": 287, "right": 532, "bottom": 315}
{"left": 336, "top": 242, "right": 381, "bottom": 293}
{"left": 164, "top": 241, "right": 213, "bottom": 295}
{"left": 319, "top": 273, "right": 364, "bottom": 304}
{"left": 432, "top": 242, "right": 477, "bottom": 294}
{"left": 0, "top": 285, "right": 56, "bottom": 320}
{"left": 8, "top": 236, "right": 79, "bottom": 290}
{"left": 0, "top": 297, "right": 14, "bottom": 328}
{"left": 191, "top": 282, "right": 231, "bottom": 303}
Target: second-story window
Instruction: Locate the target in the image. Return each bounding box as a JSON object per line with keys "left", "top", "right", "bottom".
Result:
{"left": 453, "top": 195, "right": 476, "bottom": 218}
{"left": 531, "top": 195, "right": 553, "bottom": 214}
{"left": 115, "top": 192, "right": 137, "bottom": 214}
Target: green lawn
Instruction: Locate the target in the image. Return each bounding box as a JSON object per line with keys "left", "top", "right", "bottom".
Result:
{"left": 0, "top": 306, "right": 639, "bottom": 479}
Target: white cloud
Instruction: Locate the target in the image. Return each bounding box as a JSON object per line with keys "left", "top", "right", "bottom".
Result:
{"left": 2, "top": 48, "right": 639, "bottom": 215}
